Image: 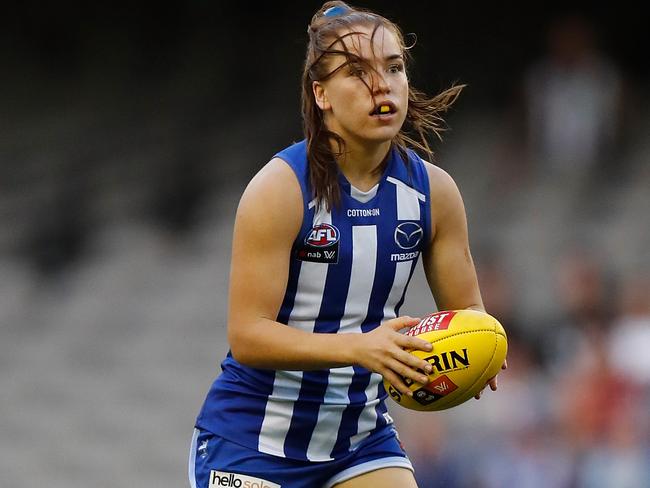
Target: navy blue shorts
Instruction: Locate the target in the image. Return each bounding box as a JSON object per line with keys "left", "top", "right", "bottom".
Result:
{"left": 188, "top": 425, "right": 413, "bottom": 488}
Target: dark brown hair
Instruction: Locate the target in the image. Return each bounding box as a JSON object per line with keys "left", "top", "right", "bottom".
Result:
{"left": 303, "top": 1, "right": 464, "bottom": 210}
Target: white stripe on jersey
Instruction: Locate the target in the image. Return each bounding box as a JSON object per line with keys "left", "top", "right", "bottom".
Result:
{"left": 337, "top": 226, "right": 377, "bottom": 333}
{"left": 188, "top": 428, "right": 199, "bottom": 488}
{"left": 386, "top": 176, "right": 426, "bottom": 221}
{"left": 258, "top": 205, "right": 331, "bottom": 457}
{"left": 257, "top": 370, "right": 303, "bottom": 457}
{"left": 306, "top": 225, "right": 377, "bottom": 461}
{"left": 284, "top": 260, "right": 329, "bottom": 330}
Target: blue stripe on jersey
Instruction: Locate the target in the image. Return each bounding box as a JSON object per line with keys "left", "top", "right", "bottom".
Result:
{"left": 283, "top": 369, "right": 330, "bottom": 459}
{"left": 275, "top": 140, "right": 312, "bottom": 205}
{"left": 332, "top": 364, "right": 374, "bottom": 454}
{"left": 407, "top": 149, "right": 432, "bottom": 246}
{"left": 374, "top": 390, "right": 390, "bottom": 424}
{"left": 276, "top": 250, "right": 303, "bottom": 325}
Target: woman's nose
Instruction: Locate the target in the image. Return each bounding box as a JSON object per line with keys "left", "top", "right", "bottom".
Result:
{"left": 372, "top": 73, "right": 390, "bottom": 94}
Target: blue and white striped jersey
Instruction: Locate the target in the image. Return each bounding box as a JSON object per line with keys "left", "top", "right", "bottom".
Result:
{"left": 196, "top": 140, "right": 432, "bottom": 462}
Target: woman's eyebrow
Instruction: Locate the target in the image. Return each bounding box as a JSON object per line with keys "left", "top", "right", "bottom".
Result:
{"left": 349, "top": 53, "right": 403, "bottom": 64}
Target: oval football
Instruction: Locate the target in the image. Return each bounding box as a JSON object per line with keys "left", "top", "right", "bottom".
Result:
{"left": 384, "top": 309, "right": 507, "bottom": 412}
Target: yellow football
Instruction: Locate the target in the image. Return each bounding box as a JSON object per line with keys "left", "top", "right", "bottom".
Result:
{"left": 384, "top": 309, "right": 507, "bottom": 411}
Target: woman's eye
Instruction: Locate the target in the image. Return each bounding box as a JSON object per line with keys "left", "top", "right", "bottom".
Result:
{"left": 349, "top": 66, "right": 366, "bottom": 76}
{"left": 388, "top": 64, "right": 404, "bottom": 73}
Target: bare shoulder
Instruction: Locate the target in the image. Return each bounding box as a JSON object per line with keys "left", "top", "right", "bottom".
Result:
{"left": 236, "top": 157, "right": 303, "bottom": 236}
{"left": 243, "top": 157, "right": 302, "bottom": 202}
{"left": 421, "top": 160, "right": 464, "bottom": 211}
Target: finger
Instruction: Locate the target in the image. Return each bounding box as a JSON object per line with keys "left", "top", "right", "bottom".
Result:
{"left": 394, "top": 348, "right": 433, "bottom": 375}
{"left": 489, "top": 376, "right": 498, "bottom": 391}
{"left": 387, "top": 316, "right": 421, "bottom": 331}
{"left": 388, "top": 358, "right": 430, "bottom": 385}
{"left": 383, "top": 370, "right": 413, "bottom": 397}
{"left": 397, "top": 335, "right": 433, "bottom": 353}
{"left": 502, "top": 359, "right": 508, "bottom": 370}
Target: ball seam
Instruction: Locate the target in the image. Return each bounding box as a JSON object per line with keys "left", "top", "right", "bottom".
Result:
{"left": 456, "top": 328, "right": 500, "bottom": 404}
{"left": 423, "top": 328, "right": 497, "bottom": 345}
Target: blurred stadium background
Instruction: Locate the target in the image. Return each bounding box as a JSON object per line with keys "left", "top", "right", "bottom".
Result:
{"left": 1, "top": 2, "right": 649, "bottom": 487}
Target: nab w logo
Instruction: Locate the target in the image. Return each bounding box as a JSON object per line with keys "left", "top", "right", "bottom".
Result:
{"left": 306, "top": 224, "right": 339, "bottom": 247}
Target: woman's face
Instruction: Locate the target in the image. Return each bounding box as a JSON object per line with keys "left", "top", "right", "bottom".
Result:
{"left": 313, "top": 24, "right": 408, "bottom": 147}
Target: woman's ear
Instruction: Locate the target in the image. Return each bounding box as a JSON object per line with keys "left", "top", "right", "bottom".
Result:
{"left": 312, "top": 81, "right": 330, "bottom": 111}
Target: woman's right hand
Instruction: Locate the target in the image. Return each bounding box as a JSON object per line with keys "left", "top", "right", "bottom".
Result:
{"left": 353, "top": 316, "right": 434, "bottom": 397}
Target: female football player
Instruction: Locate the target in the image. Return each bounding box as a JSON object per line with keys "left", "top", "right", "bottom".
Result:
{"left": 189, "top": 2, "right": 505, "bottom": 487}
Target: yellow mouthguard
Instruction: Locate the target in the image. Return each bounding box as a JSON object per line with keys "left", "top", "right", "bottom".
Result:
{"left": 379, "top": 105, "right": 390, "bottom": 113}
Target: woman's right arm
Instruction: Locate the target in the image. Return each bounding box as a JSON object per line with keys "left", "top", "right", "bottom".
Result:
{"left": 227, "top": 158, "right": 433, "bottom": 395}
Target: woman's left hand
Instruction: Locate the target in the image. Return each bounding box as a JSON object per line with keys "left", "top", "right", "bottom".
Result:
{"left": 474, "top": 359, "right": 508, "bottom": 400}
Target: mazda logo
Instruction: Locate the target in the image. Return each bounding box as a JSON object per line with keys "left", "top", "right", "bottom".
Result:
{"left": 394, "top": 222, "right": 423, "bottom": 250}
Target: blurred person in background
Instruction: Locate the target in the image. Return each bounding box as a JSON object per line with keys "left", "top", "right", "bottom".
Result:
{"left": 537, "top": 248, "right": 613, "bottom": 374}
{"left": 521, "top": 12, "right": 625, "bottom": 180}
{"left": 188, "top": 2, "right": 504, "bottom": 487}
{"left": 537, "top": 251, "right": 650, "bottom": 487}
{"left": 608, "top": 272, "right": 650, "bottom": 386}
{"left": 556, "top": 314, "right": 648, "bottom": 487}
{"left": 596, "top": 270, "right": 650, "bottom": 486}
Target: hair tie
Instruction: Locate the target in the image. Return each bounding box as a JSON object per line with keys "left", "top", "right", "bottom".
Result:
{"left": 323, "top": 5, "right": 350, "bottom": 17}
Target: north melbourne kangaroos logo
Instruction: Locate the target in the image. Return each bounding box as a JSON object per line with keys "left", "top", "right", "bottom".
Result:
{"left": 297, "top": 223, "right": 340, "bottom": 264}
{"left": 394, "top": 222, "right": 423, "bottom": 250}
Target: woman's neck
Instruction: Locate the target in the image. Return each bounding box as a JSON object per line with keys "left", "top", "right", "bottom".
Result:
{"left": 335, "top": 139, "right": 392, "bottom": 191}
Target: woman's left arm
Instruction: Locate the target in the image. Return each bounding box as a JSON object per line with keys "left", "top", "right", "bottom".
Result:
{"left": 421, "top": 163, "right": 483, "bottom": 312}
{"left": 421, "top": 162, "right": 506, "bottom": 396}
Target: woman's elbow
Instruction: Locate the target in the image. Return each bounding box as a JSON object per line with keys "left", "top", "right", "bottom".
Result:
{"left": 228, "top": 325, "right": 258, "bottom": 367}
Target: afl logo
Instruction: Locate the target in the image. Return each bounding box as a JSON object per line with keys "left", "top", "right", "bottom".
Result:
{"left": 306, "top": 223, "right": 340, "bottom": 247}
{"left": 394, "top": 222, "right": 423, "bottom": 250}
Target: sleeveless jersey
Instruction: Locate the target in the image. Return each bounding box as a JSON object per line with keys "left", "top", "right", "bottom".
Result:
{"left": 196, "top": 140, "right": 432, "bottom": 462}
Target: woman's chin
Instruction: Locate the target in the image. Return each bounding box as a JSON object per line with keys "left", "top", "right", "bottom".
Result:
{"left": 362, "top": 128, "right": 401, "bottom": 144}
